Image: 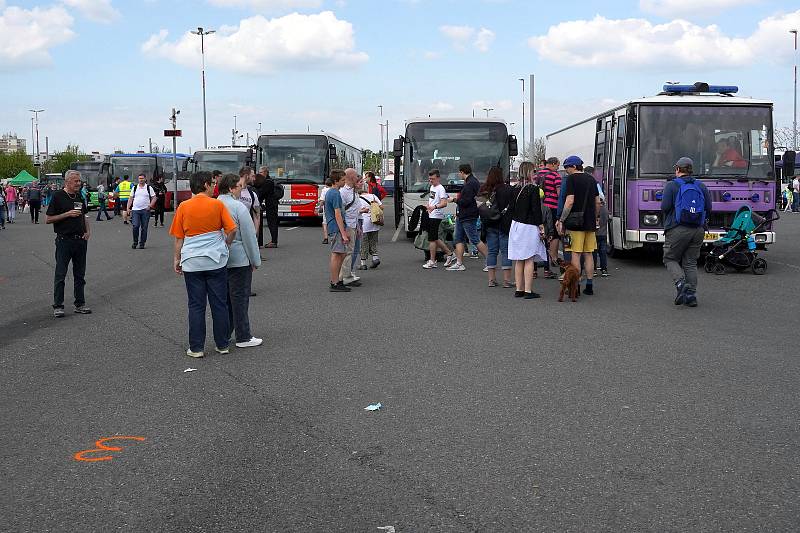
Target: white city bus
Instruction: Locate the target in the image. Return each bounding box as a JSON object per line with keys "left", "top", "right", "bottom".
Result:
{"left": 392, "top": 118, "right": 518, "bottom": 235}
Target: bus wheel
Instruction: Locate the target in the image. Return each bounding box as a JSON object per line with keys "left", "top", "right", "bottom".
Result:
{"left": 751, "top": 258, "right": 767, "bottom": 275}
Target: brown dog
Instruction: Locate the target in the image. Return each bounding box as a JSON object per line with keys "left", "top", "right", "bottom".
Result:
{"left": 557, "top": 258, "right": 581, "bottom": 302}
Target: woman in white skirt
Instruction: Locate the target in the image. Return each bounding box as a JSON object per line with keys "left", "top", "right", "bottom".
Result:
{"left": 507, "top": 176, "right": 547, "bottom": 299}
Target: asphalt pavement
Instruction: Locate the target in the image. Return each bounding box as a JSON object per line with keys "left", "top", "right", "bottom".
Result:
{"left": 1, "top": 206, "right": 799, "bottom": 532}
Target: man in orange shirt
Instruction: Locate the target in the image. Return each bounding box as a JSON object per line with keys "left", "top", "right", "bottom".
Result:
{"left": 170, "top": 172, "right": 237, "bottom": 358}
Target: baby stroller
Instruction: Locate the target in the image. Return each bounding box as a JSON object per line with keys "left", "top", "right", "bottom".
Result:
{"left": 704, "top": 206, "right": 779, "bottom": 275}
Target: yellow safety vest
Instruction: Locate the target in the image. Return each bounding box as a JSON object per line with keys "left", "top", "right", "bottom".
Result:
{"left": 118, "top": 180, "right": 132, "bottom": 199}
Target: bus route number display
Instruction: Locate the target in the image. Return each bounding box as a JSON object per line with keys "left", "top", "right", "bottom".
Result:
{"left": 164, "top": 129, "right": 182, "bottom": 137}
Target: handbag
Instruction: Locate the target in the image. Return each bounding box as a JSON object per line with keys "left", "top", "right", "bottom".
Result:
{"left": 563, "top": 177, "right": 593, "bottom": 231}
{"left": 478, "top": 191, "right": 501, "bottom": 222}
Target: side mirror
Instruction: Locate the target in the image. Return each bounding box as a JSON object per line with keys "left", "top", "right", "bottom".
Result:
{"left": 783, "top": 150, "right": 796, "bottom": 177}
{"left": 508, "top": 135, "right": 518, "bottom": 157}
{"left": 393, "top": 136, "right": 404, "bottom": 158}
{"left": 328, "top": 144, "right": 337, "bottom": 160}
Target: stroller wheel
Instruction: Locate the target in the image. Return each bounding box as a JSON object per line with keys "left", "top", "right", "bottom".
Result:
{"left": 704, "top": 261, "right": 715, "bottom": 274}
{"left": 713, "top": 263, "right": 727, "bottom": 275}
{"left": 751, "top": 257, "right": 767, "bottom": 275}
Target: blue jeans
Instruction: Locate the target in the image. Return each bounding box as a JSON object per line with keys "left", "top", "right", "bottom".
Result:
{"left": 592, "top": 235, "right": 608, "bottom": 270}
{"left": 131, "top": 209, "right": 150, "bottom": 245}
{"left": 183, "top": 267, "right": 230, "bottom": 352}
{"left": 485, "top": 227, "right": 511, "bottom": 269}
{"left": 227, "top": 266, "right": 253, "bottom": 343}
{"left": 96, "top": 199, "right": 111, "bottom": 220}
{"left": 454, "top": 218, "right": 480, "bottom": 245}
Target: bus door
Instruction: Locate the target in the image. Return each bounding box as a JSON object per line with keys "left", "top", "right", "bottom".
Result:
{"left": 609, "top": 114, "right": 627, "bottom": 249}
{"left": 393, "top": 136, "right": 404, "bottom": 228}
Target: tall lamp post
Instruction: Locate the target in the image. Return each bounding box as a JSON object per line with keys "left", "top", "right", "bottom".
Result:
{"left": 191, "top": 27, "right": 215, "bottom": 149}
{"left": 483, "top": 107, "right": 494, "bottom": 117}
{"left": 519, "top": 78, "right": 525, "bottom": 159}
{"left": 29, "top": 109, "right": 44, "bottom": 178}
{"left": 791, "top": 29, "right": 798, "bottom": 150}
{"left": 378, "top": 105, "right": 385, "bottom": 177}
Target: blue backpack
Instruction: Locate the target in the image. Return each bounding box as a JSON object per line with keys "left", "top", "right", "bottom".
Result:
{"left": 674, "top": 177, "right": 705, "bottom": 227}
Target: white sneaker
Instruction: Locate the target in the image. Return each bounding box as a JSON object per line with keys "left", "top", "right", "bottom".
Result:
{"left": 443, "top": 254, "right": 457, "bottom": 267}
{"left": 446, "top": 262, "right": 465, "bottom": 271}
{"left": 352, "top": 275, "right": 361, "bottom": 282}
{"left": 215, "top": 346, "right": 230, "bottom": 354}
{"left": 422, "top": 260, "right": 437, "bottom": 269}
{"left": 236, "top": 337, "right": 263, "bottom": 348}
{"left": 186, "top": 349, "right": 204, "bottom": 358}
{"left": 482, "top": 265, "right": 489, "bottom": 272}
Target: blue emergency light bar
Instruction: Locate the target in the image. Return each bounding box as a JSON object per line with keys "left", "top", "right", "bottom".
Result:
{"left": 662, "top": 82, "right": 738, "bottom": 94}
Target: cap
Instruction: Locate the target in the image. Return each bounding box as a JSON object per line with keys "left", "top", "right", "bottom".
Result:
{"left": 563, "top": 155, "right": 583, "bottom": 167}
{"left": 675, "top": 156, "right": 694, "bottom": 167}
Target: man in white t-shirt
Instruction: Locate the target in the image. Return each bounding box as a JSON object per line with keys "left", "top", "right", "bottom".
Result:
{"left": 339, "top": 168, "right": 369, "bottom": 286}
{"left": 127, "top": 173, "right": 156, "bottom": 249}
{"left": 423, "top": 169, "right": 456, "bottom": 269}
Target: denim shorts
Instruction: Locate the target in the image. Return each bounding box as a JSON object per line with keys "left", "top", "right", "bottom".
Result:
{"left": 453, "top": 218, "right": 479, "bottom": 245}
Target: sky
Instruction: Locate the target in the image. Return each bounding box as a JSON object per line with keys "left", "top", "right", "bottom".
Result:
{"left": 2, "top": 0, "right": 800, "bottom": 156}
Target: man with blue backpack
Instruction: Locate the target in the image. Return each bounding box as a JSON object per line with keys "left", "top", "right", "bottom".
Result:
{"left": 661, "top": 157, "right": 712, "bottom": 307}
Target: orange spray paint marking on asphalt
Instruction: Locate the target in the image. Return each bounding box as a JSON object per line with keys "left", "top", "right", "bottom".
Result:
{"left": 73, "top": 436, "right": 146, "bottom": 462}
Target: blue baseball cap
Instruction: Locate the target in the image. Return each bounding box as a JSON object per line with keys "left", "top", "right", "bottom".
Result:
{"left": 563, "top": 155, "right": 583, "bottom": 168}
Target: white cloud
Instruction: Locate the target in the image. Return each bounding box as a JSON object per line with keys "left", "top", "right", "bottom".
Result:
{"left": 207, "top": 0, "right": 323, "bottom": 10}
{"left": 640, "top": 0, "right": 758, "bottom": 17}
{"left": 61, "top": 0, "right": 120, "bottom": 23}
{"left": 439, "top": 25, "right": 495, "bottom": 52}
{"left": 0, "top": 4, "right": 75, "bottom": 69}
{"left": 423, "top": 50, "right": 441, "bottom": 60}
{"left": 529, "top": 10, "right": 800, "bottom": 69}
{"left": 141, "top": 11, "right": 368, "bottom": 74}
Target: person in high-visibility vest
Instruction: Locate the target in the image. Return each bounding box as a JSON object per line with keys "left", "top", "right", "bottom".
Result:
{"left": 115, "top": 175, "right": 133, "bottom": 224}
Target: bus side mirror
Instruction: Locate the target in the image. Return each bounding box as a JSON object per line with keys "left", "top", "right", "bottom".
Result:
{"left": 783, "top": 150, "right": 796, "bottom": 177}
{"left": 625, "top": 115, "right": 636, "bottom": 146}
{"left": 393, "top": 137, "right": 404, "bottom": 158}
{"left": 508, "top": 135, "right": 518, "bottom": 157}
{"left": 328, "top": 144, "right": 338, "bottom": 160}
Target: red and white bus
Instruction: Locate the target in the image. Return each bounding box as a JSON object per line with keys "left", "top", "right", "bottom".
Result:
{"left": 256, "top": 133, "right": 362, "bottom": 219}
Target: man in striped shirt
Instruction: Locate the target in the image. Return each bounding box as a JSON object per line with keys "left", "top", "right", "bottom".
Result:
{"left": 537, "top": 157, "right": 561, "bottom": 274}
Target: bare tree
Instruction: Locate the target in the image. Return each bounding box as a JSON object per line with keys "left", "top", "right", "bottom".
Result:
{"left": 774, "top": 126, "right": 796, "bottom": 150}
{"left": 521, "top": 137, "right": 546, "bottom": 163}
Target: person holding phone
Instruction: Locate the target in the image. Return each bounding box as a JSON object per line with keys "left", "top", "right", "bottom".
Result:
{"left": 46, "top": 170, "right": 91, "bottom": 318}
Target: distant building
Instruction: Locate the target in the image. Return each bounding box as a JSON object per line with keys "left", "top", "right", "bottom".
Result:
{"left": 0, "top": 133, "right": 26, "bottom": 154}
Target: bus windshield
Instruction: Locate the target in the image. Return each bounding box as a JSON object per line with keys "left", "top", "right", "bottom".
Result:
{"left": 260, "top": 135, "right": 328, "bottom": 183}
{"left": 404, "top": 122, "right": 509, "bottom": 192}
{"left": 639, "top": 105, "right": 773, "bottom": 180}
{"left": 111, "top": 157, "right": 156, "bottom": 180}
{"left": 71, "top": 162, "right": 104, "bottom": 188}
{"left": 194, "top": 152, "right": 248, "bottom": 174}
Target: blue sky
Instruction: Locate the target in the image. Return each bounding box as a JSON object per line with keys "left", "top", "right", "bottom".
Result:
{"left": 2, "top": 0, "right": 799, "bottom": 155}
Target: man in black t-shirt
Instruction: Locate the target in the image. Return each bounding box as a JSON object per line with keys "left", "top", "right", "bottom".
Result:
{"left": 556, "top": 155, "right": 600, "bottom": 295}
{"left": 46, "top": 170, "right": 92, "bottom": 318}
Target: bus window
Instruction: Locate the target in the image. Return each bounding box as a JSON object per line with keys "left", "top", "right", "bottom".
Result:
{"left": 612, "top": 116, "right": 625, "bottom": 218}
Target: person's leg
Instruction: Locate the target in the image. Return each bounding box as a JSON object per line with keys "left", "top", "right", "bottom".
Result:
{"left": 268, "top": 209, "right": 279, "bottom": 244}
{"left": 486, "top": 227, "right": 499, "bottom": 282}
{"left": 663, "top": 227, "right": 691, "bottom": 284}
{"left": 131, "top": 210, "right": 141, "bottom": 244}
{"left": 331, "top": 252, "right": 345, "bottom": 284}
{"left": 183, "top": 271, "right": 207, "bottom": 353}
{"left": 367, "top": 231, "right": 378, "bottom": 260}
{"left": 340, "top": 228, "right": 356, "bottom": 282}
{"left": 682, "top": 227, "right": 704, "bottom": 294}
{"left": 71, "top": 240, "right": 88, "bottom": 307}
{"left": 30, "top": 201, "right": 35, "bottom": 223}
{"left": 500, "top": 232, "right": 512, "bottom": 284}
{"left": 96, "top": 201, "right": 103, "bottom": 221}
{"left": 206, "top": 267, "right": 231, "bottom": 349}
{"left": 599, "top": 236, "right": 608, "bottom": 271}
{"left": 53, "top": 238, "right": 69, "bottom": 309}
{"left": 361, "top": 232, "right": 370, "bottom": 262}
{"left": 453, "top": 219, "right": 466, "bottom": 264}
{"left": 514, "top": 260, "right": 524, "bottom": 293}
{"left": 465, "top": 220, "right": 489, "bottom": 257}
{"left": 139, "top": 210, "right": 150, "bottom": 245}
{"left": 227, "top": 266, "right": 252, "bottom": 343}
{"left": 524, "top": 258, "right": 535, "bottom": 293}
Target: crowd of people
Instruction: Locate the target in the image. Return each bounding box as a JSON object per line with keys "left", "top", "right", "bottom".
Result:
{"left": 1, "top": 181, "right": 63, "bottom": 227}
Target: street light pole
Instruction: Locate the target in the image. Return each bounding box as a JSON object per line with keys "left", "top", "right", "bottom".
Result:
{"left": 170, "top": 108, "right": 180, "bottom": 207}
{"left": 29, "top": 109, "right": 44, "bottom": 178}
{"left": 377, "top": 105, "right": 384, "bottom": 177}
{"left": 191, "top": 27, "right": 215, "bottom": 149}
{"left": 519, "top": 78, "right": 525, "bottom": 159}
{"left": 483, "top": 107, "right": 494, "bottom": 117}
{"left": 792, "top": 29, "right": 798, "bottom": 150}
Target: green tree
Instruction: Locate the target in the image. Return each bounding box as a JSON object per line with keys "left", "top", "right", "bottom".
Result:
{"left": 42, "top": 144, "right": 90, "bottom": 175}
{"left": 362, "top": 149, "right": 383, "bottom": 173}
{"left": 0, "top": 150, "right": 36, "bottom": 181}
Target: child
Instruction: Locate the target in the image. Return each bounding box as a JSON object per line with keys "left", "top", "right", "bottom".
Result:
{"left": 593, "top": 199, "right": 609, "bottom": 277}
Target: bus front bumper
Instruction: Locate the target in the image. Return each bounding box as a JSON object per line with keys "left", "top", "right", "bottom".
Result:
{"left": 625, "top": 230, "right": 776, "bottom": 247}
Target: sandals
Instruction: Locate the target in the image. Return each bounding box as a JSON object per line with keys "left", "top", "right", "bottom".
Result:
{"left": 488, "top": 280, "right": 498, "bottom": 287}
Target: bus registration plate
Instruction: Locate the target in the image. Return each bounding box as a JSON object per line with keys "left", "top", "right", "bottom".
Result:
{"left": 282, "top": 212, "right": 299, "bottom": 217}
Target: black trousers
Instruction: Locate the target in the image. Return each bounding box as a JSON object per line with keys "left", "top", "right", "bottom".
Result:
{"left": 154, "top": 200, "right": 165, "bottom": 225}
{"left": 29, "top": 200, "right": 41, "bottom": 223}
{"left": 265, "top": 207, "right": 279, "bottom": 244}
{"left": 227, "top": 266, "right": 253, "bottom": 343}
{"left": 53, "top": 237, "right": 87, "bottom": 309}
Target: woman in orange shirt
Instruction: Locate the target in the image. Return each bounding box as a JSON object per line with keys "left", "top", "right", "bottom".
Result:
{"left": 169, "top": 172, "right": 237, "bottom": 358}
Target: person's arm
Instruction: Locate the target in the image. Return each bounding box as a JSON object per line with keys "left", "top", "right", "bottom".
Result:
{"left": 456, "top": 179, "right": 478, "bottom": 208}
{"left": 173, "top": 238, "right": 184, "bottom": 274}
{"left": 46, "top": 197, "right": 82, "bottom": 225}
{"left": 82, "top": 212, "right": 91, "bottom": 240}
{"left": 335, "top": 208, "right": 348, "bottom": 242}
{"left": 238, "top": 207, "right": 261, "bottom": 269}
{"left": 661, "top": 181, "right": 675, "bottom": 213}
{"left": 149, "top": 187, "right": 157, "bottom": 209}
